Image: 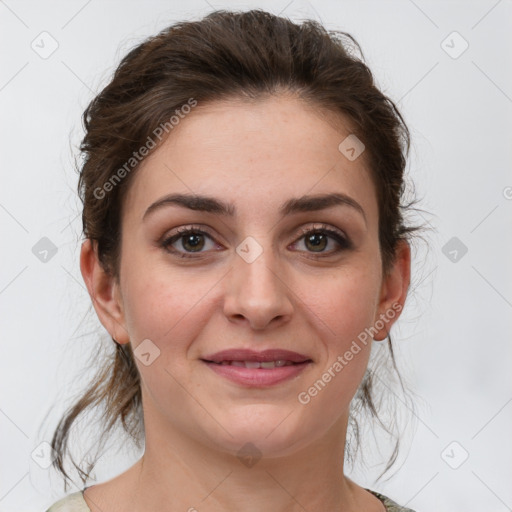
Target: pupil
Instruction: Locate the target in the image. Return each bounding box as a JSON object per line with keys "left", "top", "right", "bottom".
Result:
{"left": 184, "top": 234, "right": 204, "bottom": 251}
{"left": 306, "top": 233, "right": 326, "bottom": 252}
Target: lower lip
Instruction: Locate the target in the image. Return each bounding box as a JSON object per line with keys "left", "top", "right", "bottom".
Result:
{"left": 202, "top": 361, "right": 311, "bottom": 387}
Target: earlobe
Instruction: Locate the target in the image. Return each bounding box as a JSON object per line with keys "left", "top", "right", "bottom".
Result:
{"left": 373, "top": 240, "right": 411, "bottom": 341}
{"left": 79, "top": 239, "right": 130, "bottom": 344}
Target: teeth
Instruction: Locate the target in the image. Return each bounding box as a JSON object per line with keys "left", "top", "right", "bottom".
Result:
{"left": 217, "top": 360, "right": 296, "bottom": 368}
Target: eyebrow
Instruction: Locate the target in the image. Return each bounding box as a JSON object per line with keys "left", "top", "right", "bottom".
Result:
{"left": 143, "top": 192, "right": 367, "bottom": 224}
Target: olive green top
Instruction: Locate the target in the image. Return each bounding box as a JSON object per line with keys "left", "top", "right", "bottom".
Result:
{"left": 45, "top": 488, "right": 416, "bottom": 511}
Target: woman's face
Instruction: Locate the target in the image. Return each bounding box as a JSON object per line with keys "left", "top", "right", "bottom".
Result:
{"left": 85, "top": 94, "right": 409, "bottom": 459}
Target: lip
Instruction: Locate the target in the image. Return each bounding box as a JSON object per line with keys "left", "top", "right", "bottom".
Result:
{"left": 201, "top": 349, "right": 313, "bottom": 388}
{"left": 202, "top": 348, "right": 312, "bottom": 364}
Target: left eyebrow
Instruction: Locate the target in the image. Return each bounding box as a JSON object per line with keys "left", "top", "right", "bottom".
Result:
{"left": 143, "top": 192, "right": 367, "bottom": 225}
{"left": 280, "top": 193, "right": 366, "bottom": 225}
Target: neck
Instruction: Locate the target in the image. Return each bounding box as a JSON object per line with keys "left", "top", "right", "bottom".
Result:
{"left": 122, "top": 410, "right": 369, "bottom": 512}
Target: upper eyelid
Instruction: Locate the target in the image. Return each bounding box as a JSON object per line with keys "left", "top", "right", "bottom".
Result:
{"left": 297, "top": 223, "right": 346, "bottom": 236}
{"left": 165, "top": 223, "right": 346, "bottom": 238}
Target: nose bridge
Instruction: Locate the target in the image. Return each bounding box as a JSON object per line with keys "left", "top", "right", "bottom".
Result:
{"left": 240, "top": 242, "right": 280, "bottom": 293}
{"left": 223, "top": 235, "right": 293, "bottom": 329}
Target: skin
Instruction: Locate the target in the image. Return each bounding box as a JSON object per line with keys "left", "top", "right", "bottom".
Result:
{"left": 80, "top": 94, "right": 410, "bottom": 512}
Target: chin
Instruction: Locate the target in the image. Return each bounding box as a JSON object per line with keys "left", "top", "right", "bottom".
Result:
{"left": 203, "top": 408, "right": 311, "bottom": 459}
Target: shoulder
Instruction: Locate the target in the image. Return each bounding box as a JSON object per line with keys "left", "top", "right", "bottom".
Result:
{"left": 45, "top": 491, "right": 91, "bottom": 512}
{"left": 367, "top": 488, "right": 417, "bottom": 512}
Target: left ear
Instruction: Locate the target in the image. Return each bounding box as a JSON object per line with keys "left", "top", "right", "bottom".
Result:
{"left": 373, "top": 239, "right": 411, "bottom": 341}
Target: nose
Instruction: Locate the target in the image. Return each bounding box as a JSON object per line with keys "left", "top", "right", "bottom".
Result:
{"left": 222, "top": 241, "right": 294, "bottom": 331}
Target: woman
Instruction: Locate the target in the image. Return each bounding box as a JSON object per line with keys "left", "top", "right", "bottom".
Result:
{"left": 46, "top": 9, "right": 419, "bottom": 512}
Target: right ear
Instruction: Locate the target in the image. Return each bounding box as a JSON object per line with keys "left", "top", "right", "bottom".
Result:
{"left": 79, "top": 239, "right": 130, "bottom": 344}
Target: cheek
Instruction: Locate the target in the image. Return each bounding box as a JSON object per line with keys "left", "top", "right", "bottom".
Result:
{"left": 119, "top": 264, "right": 219, "bottom": 402}
{"left": 296, "top": 275, "right": 378, "bottom": 414}
{"left": 297, "top": 264, "right": 381, "bottom": 395}
{"left": 302, "top": 266, "right": 381, "bottom": 345}
{"left": 120, "top": 258, "right": 220, "bottom": 348}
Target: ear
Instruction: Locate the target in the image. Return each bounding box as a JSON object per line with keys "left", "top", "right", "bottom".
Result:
{"left": 79, "top": 239, "right": 130, "bottom": 344}
{"left": 372, "top": 239, "right": 411, "bottom": 341}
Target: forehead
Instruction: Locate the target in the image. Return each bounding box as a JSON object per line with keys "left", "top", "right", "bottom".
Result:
{"left": 122, "top": 95, "right": 378, "bottom": 225}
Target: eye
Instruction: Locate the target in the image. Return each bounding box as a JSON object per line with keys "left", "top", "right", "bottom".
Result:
{"left": 291, "top": 224, "right": 351, "bottom": 256}
{"left": 160, "top": 226, "right": 219, "bottom": 258}
{"left": 160, "top": 223, "right": 351, "bottom": 259}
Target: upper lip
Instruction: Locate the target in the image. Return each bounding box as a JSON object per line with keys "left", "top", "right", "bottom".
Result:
{"left": 201, "top": 349, "right": 312, "bottom": 363}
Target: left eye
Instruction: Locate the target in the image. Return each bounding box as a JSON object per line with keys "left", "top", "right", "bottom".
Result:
{"left": 292, "top": 227, "right": 350, "bottom": 254}
{"left": 161, "top": 225, "right": 350, "bottom": 258}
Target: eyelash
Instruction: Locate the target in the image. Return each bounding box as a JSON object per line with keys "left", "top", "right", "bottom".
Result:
{"left": 160, "top": 224, "right": 351, "bottom": 260}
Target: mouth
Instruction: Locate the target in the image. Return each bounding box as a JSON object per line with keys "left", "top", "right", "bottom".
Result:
{"left": 200, "top": 348, "right": 313, "bottom": 387}
{"left": 201, "top": 348, "right": 312, "bottom": 364}
{"left": 202, "top": 359, "right": 308, "bottom": 368}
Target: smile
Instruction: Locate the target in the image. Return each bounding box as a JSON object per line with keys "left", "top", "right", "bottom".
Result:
{"left": 209, "top": 360, "right": 299, "bottom": 368}
{"left": 201, "top": 359, "right": 312, "bottom": 387}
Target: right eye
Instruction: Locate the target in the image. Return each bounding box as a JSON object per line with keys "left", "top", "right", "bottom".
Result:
{"left": 161, "top": 226, "right": 221, "bottom": 258}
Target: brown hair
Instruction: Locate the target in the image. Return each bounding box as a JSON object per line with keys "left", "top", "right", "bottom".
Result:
{"left": 51, "top": 8, "right": 421, "bottom": 489}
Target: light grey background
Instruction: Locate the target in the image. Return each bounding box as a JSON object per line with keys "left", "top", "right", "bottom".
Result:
{"left": 1, "top": 1, "right": 511, "bottom": 511}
